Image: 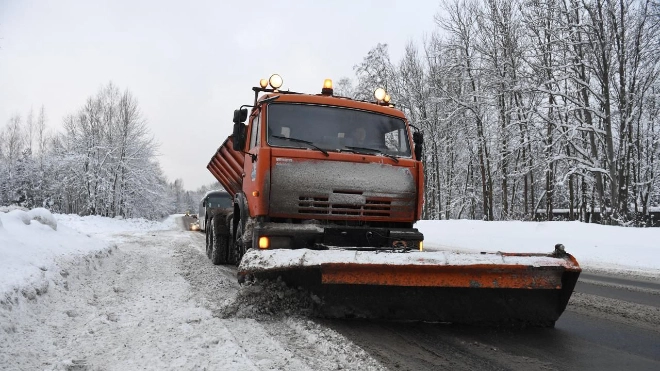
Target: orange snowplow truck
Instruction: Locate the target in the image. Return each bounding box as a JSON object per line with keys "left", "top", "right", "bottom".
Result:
{"left": 206, "top": 75, "right": 581, "bottom": 327}
{"left": 208, "top": 76, "right": 424, "bottom": 259}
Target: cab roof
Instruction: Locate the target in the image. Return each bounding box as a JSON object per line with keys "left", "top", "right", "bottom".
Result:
{"left": 202, "top": 190, "right": 230, "bottom": 200}
{"left": 256, "top": 92, "right": 407, "bottom": 119}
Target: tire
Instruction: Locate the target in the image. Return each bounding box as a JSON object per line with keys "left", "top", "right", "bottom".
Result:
{"left": 227, "top": 215, "right": 236, "bottom": 265}
{"left": 205, "top": 220, "right": 212, "bottom": 259}
{"left": 211, "top": 216, "right": 229, "bottom": 265}
{"left": 233, "top": 223, "right": 244, "bottom": 266}
{"left": 233, "top": 220, "right": 252, "bottom": 266}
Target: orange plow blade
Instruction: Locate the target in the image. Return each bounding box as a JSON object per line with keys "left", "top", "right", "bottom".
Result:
{"left": 238, "top": 249, "right": 581, "bottom": 327}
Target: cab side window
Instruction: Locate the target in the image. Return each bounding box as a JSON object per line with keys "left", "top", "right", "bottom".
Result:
{"left": 249, "top": 114, "right": 261, "bottom": 149}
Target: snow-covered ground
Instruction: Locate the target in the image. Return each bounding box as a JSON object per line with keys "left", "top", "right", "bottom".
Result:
{"left": 0, "top": 209, "right": 114, "bottom": 296}
{"left": 55, "top": 213, "right": 180, "bottom": 237}
{"left": 416, "top": 220, "right": 660, "bottom": 276}
{"left": 0, "top": 210, "right": 383, "bottom": 370}
{"left": 3, "top": 210, "right": 657, "bottom": 299}
{"left": 1, "top": 209, "right": 659, "bottom": 369}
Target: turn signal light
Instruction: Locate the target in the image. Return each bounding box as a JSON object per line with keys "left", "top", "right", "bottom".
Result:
{"left": 252, "top": 190, "right": 260, "bottom": 197}
{"left": 419, "top": 241, "right": 424, "bottom": 251}
{"left": 259, "top": 236, "right": 270, "bottom": 249}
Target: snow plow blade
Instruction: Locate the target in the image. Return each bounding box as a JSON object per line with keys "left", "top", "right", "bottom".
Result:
{"left": 238, "top": 247, "right": 581, "bottom": 327}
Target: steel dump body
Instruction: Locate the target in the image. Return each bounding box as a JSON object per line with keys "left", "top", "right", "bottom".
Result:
{"left": 207, "top": 136, "right": 244, "bottom": 198}
{"left": 207, "top": 86, "right": 581, "bottom": 326}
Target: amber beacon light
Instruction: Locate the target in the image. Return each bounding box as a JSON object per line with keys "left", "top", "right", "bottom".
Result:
{"left": 322, "top": 79, "right": 333, "bottom": 95}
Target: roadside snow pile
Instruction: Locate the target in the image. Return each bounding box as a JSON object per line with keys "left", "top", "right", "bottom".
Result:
{"left": 0, "top": 208, "right": 114, "bottom": 296}
{"left": 417, "top": 220, "right": 660, "bottom": 274}
{"left": 55, "top": 213, "right": 178, "bottom": 236}
{"left": 0, "top": 205, "right": 29, "bottom": 213}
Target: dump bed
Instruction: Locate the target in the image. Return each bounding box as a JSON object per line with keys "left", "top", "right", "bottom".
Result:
{"left": 207, "top": 136, "right": 245, "bottom": 197}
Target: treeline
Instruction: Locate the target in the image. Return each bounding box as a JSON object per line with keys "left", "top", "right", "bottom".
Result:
{"left": 341, "top": 0, "right": 660, "bottom": 224}
{"left": 170, "top": 178, "right": 223, "bottom": 215}
{"left": 0, "top": 83, "right": 178, "bottom": 219}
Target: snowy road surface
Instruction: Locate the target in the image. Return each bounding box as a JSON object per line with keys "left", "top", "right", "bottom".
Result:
{"left": 0, "top": 218, "right": 382, "bottom": 370}
{"left": 2, "top": 213, "right": 660, "bottom": 370}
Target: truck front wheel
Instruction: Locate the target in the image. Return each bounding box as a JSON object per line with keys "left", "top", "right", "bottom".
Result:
{"left": 233, "top": 223, "right": 245, "bottom": 266}
{"left": 211, "top": 216, "right": 229, "bottom": 265}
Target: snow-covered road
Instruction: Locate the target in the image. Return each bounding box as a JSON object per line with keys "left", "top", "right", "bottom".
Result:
{"left": 0, "top": 218, "right": 383, "bottom": 370}
{"left": 2, "top": 211, "right": 660, "bottom": 370}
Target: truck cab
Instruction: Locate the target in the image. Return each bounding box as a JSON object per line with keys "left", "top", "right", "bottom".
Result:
{"left": 207, "top": 75, "right": 424, "bottom": 262}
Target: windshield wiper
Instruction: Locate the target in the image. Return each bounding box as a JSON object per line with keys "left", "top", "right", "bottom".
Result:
{"left": 344, "top": 146, "right": 399, "bottom": 163}
{"left": 271, "top": 135, "right": 329, "bottom": 157}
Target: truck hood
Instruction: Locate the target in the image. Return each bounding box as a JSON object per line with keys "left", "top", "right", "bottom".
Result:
{"left": 269, "top": 156, "right": 417, "bottom": 222}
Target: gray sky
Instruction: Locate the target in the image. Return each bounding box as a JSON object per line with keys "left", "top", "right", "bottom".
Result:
{"left": 0, "top": 0, "right": 440, "bottom": 190}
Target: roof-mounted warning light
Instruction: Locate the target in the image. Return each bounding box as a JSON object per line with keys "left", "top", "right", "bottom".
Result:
{"left": 322, "top": 79, "right": 333, "bottom": 95}
{"left": 269, "top": 74, "right": 283, "bottom": 91}
{"left": 252, "top": 74, "right": 286, "bottom": 105}
{"left": 374, "top": 87, "right": 386, "bottom": 101}
{"left": 374, "top": 87, "right": 395, "bottom": 107}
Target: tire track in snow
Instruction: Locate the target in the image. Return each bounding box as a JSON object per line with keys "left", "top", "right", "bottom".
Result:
{"left": 223, "top": 318, "right": 310, "bottom": 370}
{"left": 259, "top": 317, "right": 386, "bottom": 371}
{"left": 2, "top": 230, "right": 261, "bottom": 370}
{"left": 173, "top": 229, "right": 387, "bottom": 370}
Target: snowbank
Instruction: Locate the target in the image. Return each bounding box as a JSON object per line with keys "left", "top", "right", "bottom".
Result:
{"left": 0, "top": 209, "right": 113, "bottom": 295}
{"left": 416, "top": 220, "right": 660, "bottom": 274}
{"left": 55, "top": 213, "right": 179, "bottom": 236}
{"left": 0, "top": 210, "right": 177, "bottom": 296}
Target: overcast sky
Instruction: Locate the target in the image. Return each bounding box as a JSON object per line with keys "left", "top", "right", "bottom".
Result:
{"left": 1, "top": 0, "right": 441, "bottom": 190}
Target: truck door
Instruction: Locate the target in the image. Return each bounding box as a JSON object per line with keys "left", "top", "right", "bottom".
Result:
{"left": 242, "top": 110, "right": 265, "bottom": 217}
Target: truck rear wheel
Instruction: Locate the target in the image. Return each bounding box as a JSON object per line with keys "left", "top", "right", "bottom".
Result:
{"left": 211, "top": 216, "right": 229, "bottom": 265}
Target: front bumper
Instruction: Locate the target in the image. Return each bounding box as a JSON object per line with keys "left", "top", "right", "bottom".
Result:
{"left": 252, "top": 222, "right": 423, "bottom": 250}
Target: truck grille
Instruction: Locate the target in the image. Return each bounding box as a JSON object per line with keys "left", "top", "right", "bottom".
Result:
{"left": 298, "top": 196, "right": 392, "bottom": 217}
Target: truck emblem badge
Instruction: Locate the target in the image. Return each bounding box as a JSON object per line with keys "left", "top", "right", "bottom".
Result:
{"left": 275, "top": 157, "right": 293, "bottom": 166}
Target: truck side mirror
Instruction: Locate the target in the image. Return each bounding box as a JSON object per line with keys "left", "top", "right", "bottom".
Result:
{"left": 232, "top": 108, "right": 248, "bottom": 150}
{"left": 233, "top": 108, "right": 248, "bottom": 124}
{"left": 413, "top": 131, "right": 423, "bottom": 160}
{"left": 232, "top": 122, "right": 246, "bottom": 150}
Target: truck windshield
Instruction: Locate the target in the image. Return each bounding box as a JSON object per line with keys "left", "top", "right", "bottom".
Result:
{"left": 207, "top": 196, "right": 232, "bottom": 208}
{"left": 266, "top": 103, "right": 411, "bottom": 157}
